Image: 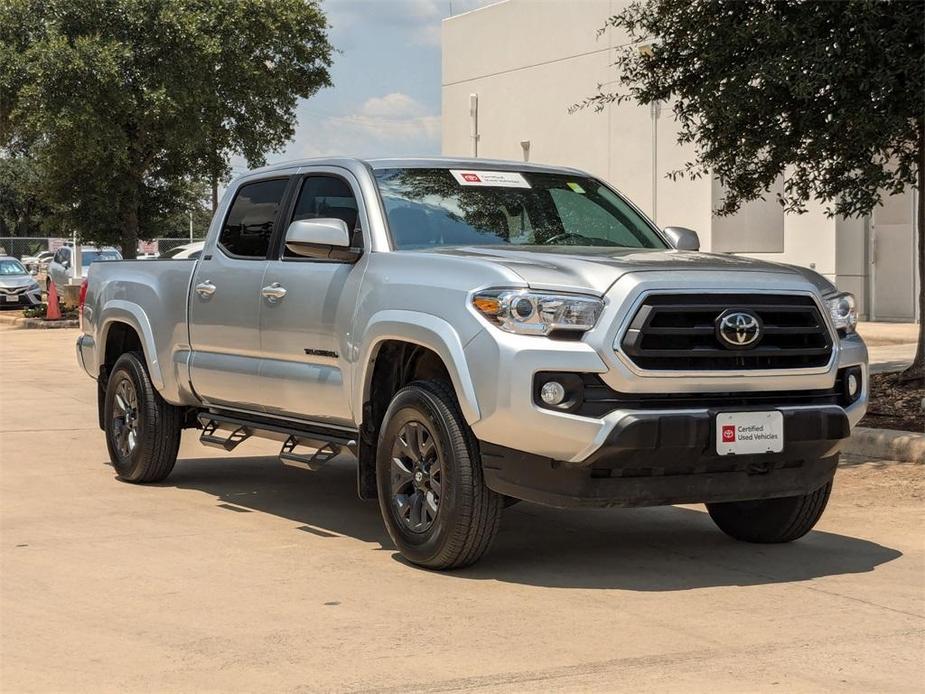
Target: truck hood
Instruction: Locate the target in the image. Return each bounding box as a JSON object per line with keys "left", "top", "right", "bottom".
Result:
{"left": 421, "top": 246, "right": 836, "bottom": 296}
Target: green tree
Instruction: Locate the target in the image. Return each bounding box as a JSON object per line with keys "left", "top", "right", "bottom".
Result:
{"left": 0, "top": 152, "right": 54, "bottom": 236}
{"left": 577, "top": 0, "right": 924, "bottom": 380}
{"left": 0, "top": 0, "right": 333, "bottom": 258}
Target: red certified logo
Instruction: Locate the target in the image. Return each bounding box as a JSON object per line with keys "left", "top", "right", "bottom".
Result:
{"left": 722, "top": 425, "right": 736, "bottom": 443}
{"left": 461, "top": 173, "right": 481, "bottom": 182}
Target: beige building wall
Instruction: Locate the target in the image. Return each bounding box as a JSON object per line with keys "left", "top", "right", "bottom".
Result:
{"left": 442, "top": 0, "right": 917, "bottom": 320}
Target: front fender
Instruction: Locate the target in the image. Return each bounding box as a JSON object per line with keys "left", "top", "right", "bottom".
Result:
{"left": 355, "top": 310, "right": 481, "bottom": 424}
{"left": 97, "top": 300, "right": 165, "bottom": 390}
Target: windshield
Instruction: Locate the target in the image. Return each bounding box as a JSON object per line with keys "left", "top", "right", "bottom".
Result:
{"left": 374, "top": 168, "right": 667, "bottom": 251}
{"left": 0, "top": 259, "right": 27, "bottom": 275}
{"left": 81, "top": 250, "right": 121, "bottom": 266}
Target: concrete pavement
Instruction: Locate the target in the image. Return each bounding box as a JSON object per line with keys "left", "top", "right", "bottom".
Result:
{"left": 1, "top": 326, "right": 923, "bottom": 693}
{"left": 856, "top": 322, "right": 918, "bottom": 374}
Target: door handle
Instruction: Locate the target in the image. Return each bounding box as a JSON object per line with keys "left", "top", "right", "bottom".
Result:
{"left": 261, "top": 282, "right": 287, "bottom": 302}
{"left": 195, "top": 280, "right": 216, "bottom": 297}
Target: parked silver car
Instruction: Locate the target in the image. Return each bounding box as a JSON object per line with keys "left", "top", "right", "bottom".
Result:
{"left": 0, "top": 256, "right": 42, "bottom": 308}
{"left": 47, "top": 245, "right": 121, "bottom": 292}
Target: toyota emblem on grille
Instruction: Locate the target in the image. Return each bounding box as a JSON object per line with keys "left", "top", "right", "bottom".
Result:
{"left": 716, "top": 309, "right": 762, "bottom": 349}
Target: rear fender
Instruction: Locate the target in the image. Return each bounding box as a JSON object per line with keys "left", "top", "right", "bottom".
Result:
{"left": 97, "top": 300, "right": 164, "bottom": 390}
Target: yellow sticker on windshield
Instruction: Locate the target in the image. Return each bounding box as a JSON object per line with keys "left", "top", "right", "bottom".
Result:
{"left": 567, "top": 182, "right": 586, "bottom": 194}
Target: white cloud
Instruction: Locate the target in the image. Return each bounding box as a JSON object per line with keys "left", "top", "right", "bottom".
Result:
{"left": 263, "top": 91, "right": 440, "bottom": 161}
{"left": 360, "top": 92, "right": 428, "bottom": 118}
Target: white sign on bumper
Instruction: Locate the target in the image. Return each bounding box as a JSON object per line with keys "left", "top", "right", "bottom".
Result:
{"left": 716, "top": 411, "right": 784, "bottom": 455}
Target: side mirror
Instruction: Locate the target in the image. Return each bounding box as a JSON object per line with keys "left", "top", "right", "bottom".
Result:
{"left": 663, "top": 226, "right": 700, "bottom": 251}
{"left": 284, "top": 218, "right": 361, "bottom": 262}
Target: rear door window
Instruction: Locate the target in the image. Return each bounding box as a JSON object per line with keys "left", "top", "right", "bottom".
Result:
{"left": 219, "top": 178, "right": 290, "bottom": 259}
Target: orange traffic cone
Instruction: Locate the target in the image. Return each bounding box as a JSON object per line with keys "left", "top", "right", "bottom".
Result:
{"left": 46, "top": 280, "right": 62, "bottom": 321}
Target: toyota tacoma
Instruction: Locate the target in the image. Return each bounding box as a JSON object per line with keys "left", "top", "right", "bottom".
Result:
{"left": 76, "top": 157, "right": 867, "bottom": 569}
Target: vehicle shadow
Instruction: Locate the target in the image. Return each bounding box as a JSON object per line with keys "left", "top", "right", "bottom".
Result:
{"left": 163, "top": 454, "right": 902, "bottom": 592}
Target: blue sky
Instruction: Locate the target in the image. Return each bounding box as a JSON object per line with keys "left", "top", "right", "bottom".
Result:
{"left": 231, "top": 0, "right": 494, "bottom": 175}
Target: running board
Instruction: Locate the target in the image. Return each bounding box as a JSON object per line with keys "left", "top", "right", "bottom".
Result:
{"left": 279, "top": 436, "right": 341, "bottom": 471}
{"left": 197, "top": 411, "right": 358, "bottom": 468}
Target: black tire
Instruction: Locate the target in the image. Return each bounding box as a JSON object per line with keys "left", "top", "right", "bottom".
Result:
{"left": 376, "top": 380, "right": 503, "bottom": 570}
{"left": 104, "top": 351, "right": 182, "bottom": 483}
{"left": 706, "top": 481, "right": 833, "bottom": 543}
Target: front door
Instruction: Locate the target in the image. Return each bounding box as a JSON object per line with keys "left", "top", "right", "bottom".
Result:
{"left": 189, "top": 177, "right": 291, "bottom": 411}
{"left": 257, "top": 170, "right": 368, "bottom": 426}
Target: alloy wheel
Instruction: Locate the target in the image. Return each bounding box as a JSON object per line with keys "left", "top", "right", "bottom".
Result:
{"left": 111, "top": 377, "right": 140, "bottom": 459}
{"left": 390, "top": 420, "right": 443, "bottom": 533}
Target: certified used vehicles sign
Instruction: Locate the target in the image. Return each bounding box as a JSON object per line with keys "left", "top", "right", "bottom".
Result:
{"left": 450, "top": 170, "right": 531, "bottom": 188}
{"left": 716, "top": 411, "right": 784, "bottom": 455}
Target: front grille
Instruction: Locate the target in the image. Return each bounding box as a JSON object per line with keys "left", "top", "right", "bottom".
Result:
{"left": 620, "top": 293, "right": 833, "bottom": 371}
{"left": 0, "top": 285, "right": 30, "bottom": 296}
{"left": 577, "top": 372, "right": 847, "bottom": 417}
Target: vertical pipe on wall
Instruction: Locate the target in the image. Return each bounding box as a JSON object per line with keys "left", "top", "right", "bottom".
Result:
{"left": 650, "top": 100, "right": 661, "bottom": 224}
{"left": 469, "top": 93, "right": 479, "bottom": 158}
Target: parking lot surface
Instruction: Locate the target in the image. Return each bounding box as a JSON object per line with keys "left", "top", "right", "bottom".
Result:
{"left": 1, "top": 326, "right": 923, "bottom": 693}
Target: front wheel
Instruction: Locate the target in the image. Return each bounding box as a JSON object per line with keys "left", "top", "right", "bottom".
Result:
{"left": 706, "top": 481, "right": 833, "bottom": 543}
{"left": 376, "top": 380, "right": 503, "bottom": 570}
{"left": 104, "top": 351, "right": 182, "bottom": 483}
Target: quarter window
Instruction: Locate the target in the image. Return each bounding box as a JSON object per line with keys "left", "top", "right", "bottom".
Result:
{"left": 219, "top": 179, "right": 289, "bottom": 259}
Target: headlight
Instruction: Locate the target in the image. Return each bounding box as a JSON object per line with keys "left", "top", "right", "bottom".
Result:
{"left": 826, "top": 292, "right": 858, "bottom": 333}
{"left": 472, "top": 289, "right": 603, "bottom": 336}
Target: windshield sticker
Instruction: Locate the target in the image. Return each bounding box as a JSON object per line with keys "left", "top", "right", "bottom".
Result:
{"left": 450, "top": 170, "right": 531, "bottom": 188}
{"left": 566, "top": 181, "right": 586, "bottom": 194}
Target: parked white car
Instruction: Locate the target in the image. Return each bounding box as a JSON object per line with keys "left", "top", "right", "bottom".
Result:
{"left": 158, "top": 241, "right": 204, "bottom": 260}
{"left": 20, "top": 250, "right": 54, "bottom": 274}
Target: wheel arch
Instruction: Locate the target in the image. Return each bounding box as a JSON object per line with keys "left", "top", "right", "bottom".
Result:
{"left": 97, "top": 301, "right": 164, "bottom": 391}
{"left": 355, "top": 311, "right": 481, "bottom": 426}
{"left": 352, "top": 311, "right": 482, "bottom": 501}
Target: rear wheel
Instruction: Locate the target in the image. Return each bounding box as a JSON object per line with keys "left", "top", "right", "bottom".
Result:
{"left": 706, "top": 481, "right": 832, "bottom": 543}
{"left": 376, "top": 380, "right": 503, "bottom": 570}
{"left": 104, "top": 351, "right": 182, "bottom": 483}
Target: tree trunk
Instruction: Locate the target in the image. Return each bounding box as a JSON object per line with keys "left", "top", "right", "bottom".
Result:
{"left": 121, "top": 202, "right": 139, "bottom": 260}
{"left": 211, "top": 176, "right": 218, "bottom": 215}
{"left": 901, "top": 118, "right": 925, "bottom": 382}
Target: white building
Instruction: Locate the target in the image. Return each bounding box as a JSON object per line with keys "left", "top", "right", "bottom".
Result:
{"left": 442, "top": 0, "right": 919, "bottom": 321}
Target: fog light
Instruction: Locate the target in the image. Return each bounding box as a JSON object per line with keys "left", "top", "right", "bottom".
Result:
{"left": 540, "top": 381, "right": 566, "bottom": 406}
{"left": 847, "top": 372, "right": 859, "bottom": 398}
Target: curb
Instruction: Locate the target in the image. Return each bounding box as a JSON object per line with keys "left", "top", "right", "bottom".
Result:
{"left": 844, "top": 426, "right": 925, "bottom": 463}
{"left": 0, "top": 314, "right": 77, "bottom": 329}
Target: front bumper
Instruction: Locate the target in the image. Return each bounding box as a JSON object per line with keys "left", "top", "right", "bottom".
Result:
{"left": 0, "top": 290, "right": 42, "bottom": 307}
{"left": 480, "top": 406, "right": 847, "bottom": 508}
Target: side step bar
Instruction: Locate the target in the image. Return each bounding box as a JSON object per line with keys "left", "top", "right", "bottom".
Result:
{"left": 197, "top": 410, "right": 358, "bottom": 469}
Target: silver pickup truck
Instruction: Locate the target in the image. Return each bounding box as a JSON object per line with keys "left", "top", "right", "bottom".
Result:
{"left": 77, "top": 157, "right": 868, "bottom": 569}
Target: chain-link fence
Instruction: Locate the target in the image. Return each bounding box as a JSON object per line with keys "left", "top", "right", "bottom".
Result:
{"left": 0, "top": 237, "right": 196, "bottom": 259}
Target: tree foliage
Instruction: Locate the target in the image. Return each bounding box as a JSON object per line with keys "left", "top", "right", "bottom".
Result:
{"left": 0, "top": 153, "right": 54, "bottom": 236}
{"left": 0, "top": 0, "right": 333, "bottom": 257}
{"left": 577, "top": 0, "right": 925, "bottom": 378}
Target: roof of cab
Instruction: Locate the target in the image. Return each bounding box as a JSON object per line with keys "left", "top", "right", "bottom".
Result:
{"left": 239, "top": 156, "right": 587, "bottom": 178}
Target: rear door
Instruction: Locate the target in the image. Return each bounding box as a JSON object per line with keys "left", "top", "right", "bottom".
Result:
{"left": 256, "top": 169, "right": 368, "bottom": 425}
{"left": 188, "top": 177, "right": 292, "bottom": 411}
